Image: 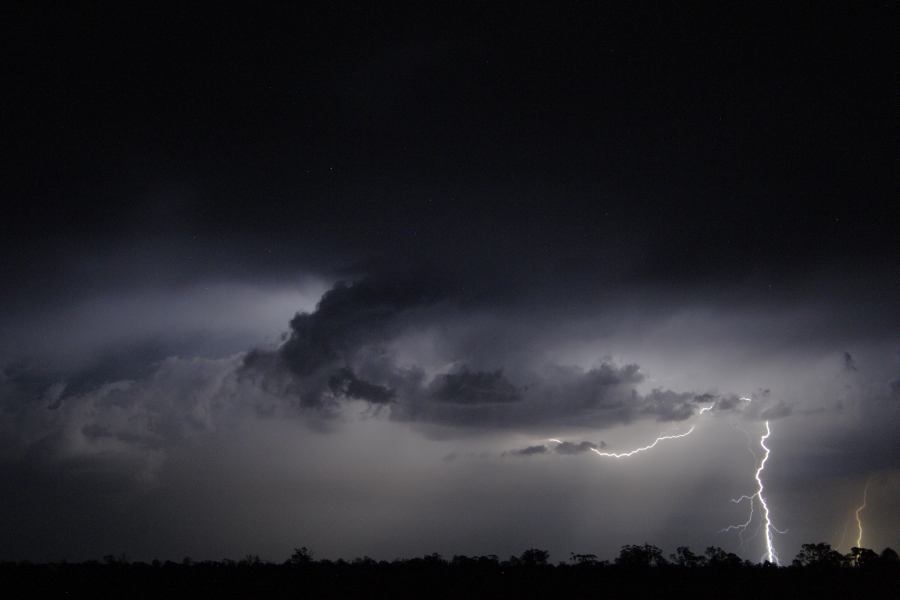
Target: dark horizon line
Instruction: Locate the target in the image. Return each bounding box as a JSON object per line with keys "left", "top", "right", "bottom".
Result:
{"left": 6, "top": 542, "right": 898, "bottom": 569}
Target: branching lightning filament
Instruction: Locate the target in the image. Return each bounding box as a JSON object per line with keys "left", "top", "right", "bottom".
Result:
{"left": 721, "top": 420, "right": 783, "bottom": 565}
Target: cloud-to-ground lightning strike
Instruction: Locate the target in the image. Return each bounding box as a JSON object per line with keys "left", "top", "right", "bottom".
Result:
{"left": 855, "top": 480, "right": 870, "bottom": 549}
{"left": 722, "top": 420, "right": 783, "bottom": 564}
{"left": 549, "top": 394, "right": 785, "bottom": 564}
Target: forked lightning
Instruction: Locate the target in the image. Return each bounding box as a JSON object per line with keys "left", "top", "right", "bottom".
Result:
{"left": 721, "top": 419, "right": 783, "bottom": 564}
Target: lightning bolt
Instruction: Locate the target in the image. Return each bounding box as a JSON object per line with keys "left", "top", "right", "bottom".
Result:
{"left": 585, "top": 426, "right": 696, "bottom": 459}
{"left": 547, "top": 394, "right": 786, "bottom": 563}
{"left": 721, "top": 424, "right": 764, "bottom": 552}
{"left": 755, "top": 421, "right": 781, "bottom": 565}
{"left": 547, "top": 398, "right": 718, "bottom": 459}
{"left": 855, "top": 479, "right": 870, "bottom": 549}
{"left": 721, "top": 420, "right": 783, "bottom": 565}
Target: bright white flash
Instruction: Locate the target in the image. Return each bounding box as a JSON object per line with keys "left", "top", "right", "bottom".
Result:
{"left": 855, "top": 480, "right": 870, "bottom": 549}
{"left": 722, "top": 420, "right": 783, "bottom": 564}
{"left": 547, "top": 398, "right": 719, "bottom": 459}
{"left": 587, "top": 426, "right": 696, "bottom": 459}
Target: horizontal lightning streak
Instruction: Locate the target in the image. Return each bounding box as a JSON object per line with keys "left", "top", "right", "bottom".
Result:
{"left": 546, "top": 398, "right": 721, "bottom": 459}
{"left": 545, "top": 394, "right": 730, "bottom": 457}
{"left": 588, "top": 426, "right": 695, "bottom": 459}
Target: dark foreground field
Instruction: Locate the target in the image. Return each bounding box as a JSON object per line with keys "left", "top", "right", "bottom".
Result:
{"left": 3, "top": 544, "right": 897, "bottom": 599}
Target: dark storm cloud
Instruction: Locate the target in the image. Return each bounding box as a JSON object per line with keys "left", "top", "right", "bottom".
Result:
{"left": 429, "top": 369, "right": 521, "bottom": 404}
{"left": 2, "top": 267, "right": 769, "bottom": 496}
{"left": 638, "top": 389, "right": 696, "bottom": 421}
{"left": 277, "top": 278, "right": 442, "bottom": 376}
{"left": 0, "top": 273, "right": 895, "bottom": 561}
{"left": 714, "top": 395, "right": 748, "bottom": 411}
{"left": 329, "top": 367, "right": 395, "bottom": 404}
{"left": 760, "top": 402, "right": 793, "bottom": 420}
{"left": 509, "top": 445, "right": 548, "bottom": 457}
{"left": 234, "top": 277, "right": 777, "bottom": 430}
{"left": 552, "top": 440, "right": 604, "bottom": 455}
{"left": 239, "top": 275, "right": 440, "bottom": 409}
{"left": 0, "top": 271, "right": 793, "bottom": 488}
{"left": 388, "top": 362, "right": 714, "bottom": 430}
{"left": 506, "top": 440, "right": 606, "bottom": 458}
{"left": 0, "top": 355, "right": 251, "bottom": 482}
{"left": 0, "top": 1, "right": 896, "bottom": 563}
{"left": 732, "top": 389, "right": 793, "bottom": 422}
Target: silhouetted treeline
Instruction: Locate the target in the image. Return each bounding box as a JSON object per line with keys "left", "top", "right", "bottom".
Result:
{"left": 1, "top": 543, "right": 897, "bottom": 599}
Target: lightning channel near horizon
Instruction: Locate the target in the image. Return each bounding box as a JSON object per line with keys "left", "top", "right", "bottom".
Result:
{"left": 855, "top": 480, "right": 871, "bottom": 549}
{"left": 547, "top": 395, "right": 787, "bottom": 564}
{"left": 721, "top": 419, "right": 783, "bottom": 564}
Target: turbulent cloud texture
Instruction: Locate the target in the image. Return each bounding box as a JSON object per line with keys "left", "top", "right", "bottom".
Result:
{"left": 507, "top": 440, "right": 604, "bottom": 458}
{"left": 0, "top": 275, "right": 897, "bottom": 561}
{"left": 2, "top": 2, "right": 896, "bottom": 565}
{"left": 236, "top": 278, "right": 769, "bottom": 433}
{"left": 0, "top": 276, "right": 830, "bottom": 474}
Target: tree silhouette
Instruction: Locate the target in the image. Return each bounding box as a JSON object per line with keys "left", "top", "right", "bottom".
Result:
{"left": 1, "top": 541, "right": 898, "bottom": 598}
{"left": 880, "top": 547, "right": 899, "bottom": 564}
{"left": 847, "top": 546, "right": 878, "bottom": 568}
{"left": 515, "top": 548, "right": 550, "bottom": 567}
{"left": 569, "top": 552, "right": 600, "bottom": 566}
{"left": 671, "top": 546, "right": 705, "bottom": 568}
{"left": 792, "top": 543, "right": 845, "bottom": 568}
{"left": 615, "top": 544, "right": 668, "bottom": 568}
{"left": 287, "top": 546, "right": 313, "bottom": 566}
{"left": 704, "top": 546, "right": 744, "bottom": 568}
{"left": 239, "top": 554, "right": 262, "bottom": 566}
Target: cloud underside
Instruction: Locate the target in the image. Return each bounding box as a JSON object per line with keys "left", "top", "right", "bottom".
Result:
{"left": 508, "top": 440, "right": 605, "bottom": 457}
{"left": 2, "top": 275, "right": 868, "bottom": 484}
{"left": 239, "top": 276, "right": 754, "bottom": 430}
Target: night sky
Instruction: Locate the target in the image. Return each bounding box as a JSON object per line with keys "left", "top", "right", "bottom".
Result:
{"left": 1, "top": 4, "right": 897, "bottom": 563}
